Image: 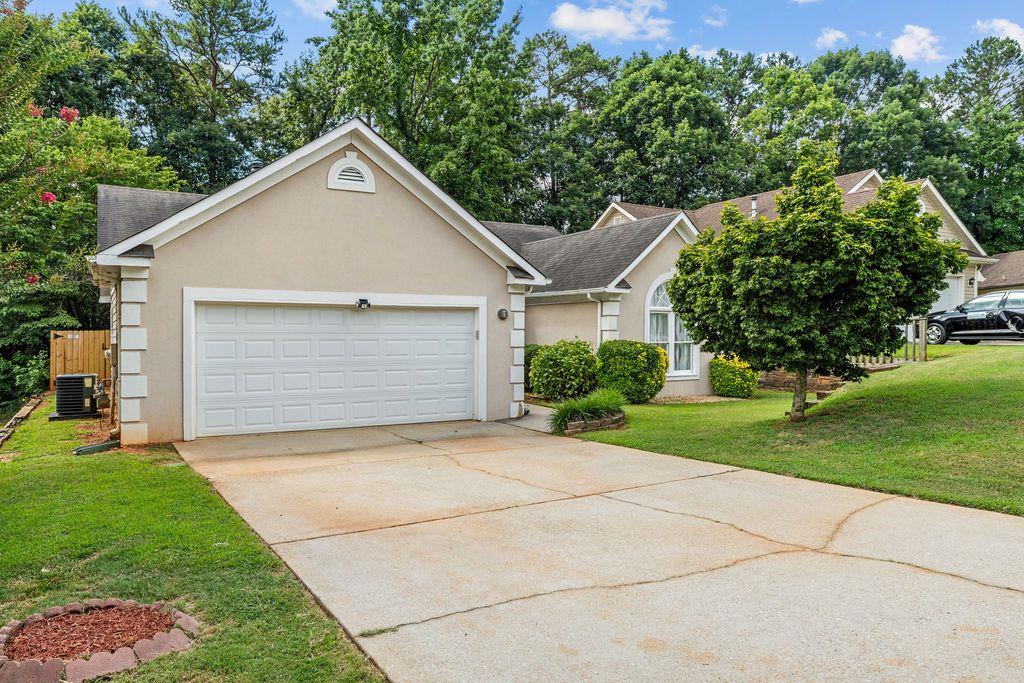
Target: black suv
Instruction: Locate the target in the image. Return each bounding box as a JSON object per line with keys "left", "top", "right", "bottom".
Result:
{"left": 927, "top": 290, "right": 1024, "bottom": 344}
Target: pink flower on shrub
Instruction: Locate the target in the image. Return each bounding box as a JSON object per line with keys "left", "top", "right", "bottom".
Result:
{"left": 59, "top": 106, "right": 79, "bottom": 124}
{"left": 27, "top": 103, "right": 43, "bottom": 117}
{"left": 1, "top": 8, "right": 13, "bottom": 16}
{"left": 35, "top": 166, "right": 47, "bottom": 175}
{"left": 40, "top": 191, "right": 57, "bottom": 205}
{"left": 25, "top": 274, "right": 39, "bottom": 284}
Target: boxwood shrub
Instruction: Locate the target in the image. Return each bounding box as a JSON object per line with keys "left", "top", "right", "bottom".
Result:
{"left": 596, "top": 339, "right": 668, "bottom": 403}
{"left": 523, "top": 344, "right": 545, "bottom": 392}
{"left": 709, "top": 356, "right": 758, "bottom": 398}
{"left": 529, "top": 339, "right": 598, "bottom": 400}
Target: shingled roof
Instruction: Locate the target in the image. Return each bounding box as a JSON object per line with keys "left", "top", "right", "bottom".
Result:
{"left": 684, "top": 170, "right": 879, "bottom": 234}
{"left": 521, "top": 212, "right": 680, "bottom": 293}
{"left": 97, "top": 185, "right": 207, "bottom": 253}
{"left": 615, "top": 202, "right": 680, "bottom": 220}
{"left": 982, "top": 250, "right": 1024, "bottom": 291}
{"left": 481, "top": 221, "right": 561, "bottom": 253}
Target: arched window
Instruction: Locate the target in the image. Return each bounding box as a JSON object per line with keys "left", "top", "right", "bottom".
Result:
{"left": 327, "top": 151, "right": 375, "bottom": 193}
{"left": 646, "top": 276, "right": 695, "bottom": 376}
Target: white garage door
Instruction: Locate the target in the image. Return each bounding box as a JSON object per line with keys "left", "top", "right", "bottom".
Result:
{"left": 931, "top": 276, "right": 964, "bottom": 313}
{"left": 194, "top": 303, "right": 476, "bottom": 437}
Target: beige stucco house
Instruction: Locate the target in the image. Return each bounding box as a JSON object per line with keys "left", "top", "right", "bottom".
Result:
{"left": 89, "top": 119, "right": 549, "bottom": 444}
{"left": 89, "top": 119, "right": 992, "bottom": 444}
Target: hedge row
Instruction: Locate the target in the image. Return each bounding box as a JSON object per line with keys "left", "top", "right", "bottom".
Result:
{"left": 528, "top": 338, "right": 667, "bottom": 404}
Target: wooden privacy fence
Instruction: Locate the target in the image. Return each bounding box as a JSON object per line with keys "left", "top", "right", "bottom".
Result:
{"left": 49, "top": 330, "right": 111, "bottom": 390}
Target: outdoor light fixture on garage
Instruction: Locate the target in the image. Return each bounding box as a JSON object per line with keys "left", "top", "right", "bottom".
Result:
{"left": 968, "top": 277, "right": 976, "bottom": 287}
{"left": 497, "top": 308, "right": 509, "bottom": 320}
{"left": 356, "top": 298, "right": 371, "bottom": 310}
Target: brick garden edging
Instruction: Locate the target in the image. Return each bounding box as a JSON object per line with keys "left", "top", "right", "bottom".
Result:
{"left": 562, "top": 410, "right": 625, "bottom": 436}
{"left": 0, "top": 599, "right": 199, "bottom": 683}
{"left": 0, "top": 396, "right": 43, "bottom": 450}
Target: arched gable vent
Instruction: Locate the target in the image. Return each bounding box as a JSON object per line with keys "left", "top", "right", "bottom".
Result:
{"left": 327, "top": 151, "right": 375, "bottom": 193}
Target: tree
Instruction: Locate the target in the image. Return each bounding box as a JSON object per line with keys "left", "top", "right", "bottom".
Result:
{"left": 957, "top": 99, "right": 1024, "bottom": 253}
{"left": 36, "top": 2, "right": 127, "bottom": 118}
{"left": 319, "top": 0, "right": 532, "bottom": 219}
{"left": 935, "top": 38, "right": 1024, "bottom": 120}
{"left": 120, "top": 0, "right": 284, "bottom": 191}
{"left": 596, "top": 50, "right": 743, "bottom": 210}
{"left": 668, "top": 143, "right": 966, "bottom": 420}
{"left": 740, "top": 64, "right": 844, "bottom": 190}
{"left": 519, "top": 30, "right": 617, "bottom": 231}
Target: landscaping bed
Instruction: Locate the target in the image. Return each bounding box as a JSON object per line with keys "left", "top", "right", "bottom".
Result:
{"left": 0, "top": 397, "right": 383, "bottom": 682}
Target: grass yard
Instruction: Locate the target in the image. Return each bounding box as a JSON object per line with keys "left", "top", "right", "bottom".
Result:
{"left": 0, "top": 398, "right": 382, "bottom": 682}
{"left": 582, "top": 344, "right": 1024, "bottom": 516}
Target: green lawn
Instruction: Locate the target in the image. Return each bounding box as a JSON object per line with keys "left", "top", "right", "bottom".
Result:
{"left": 0, "top": 398, "right": 382, "bottom": 682}
{"left": 583, "top": 345, "right": 1024, "bottom": 516}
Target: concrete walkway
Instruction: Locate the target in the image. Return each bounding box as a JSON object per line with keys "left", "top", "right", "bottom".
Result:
{"left": 175, "top": 421, "right": 1024, "bottom": 682}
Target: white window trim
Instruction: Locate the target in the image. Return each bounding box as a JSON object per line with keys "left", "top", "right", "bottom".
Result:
{"left": 644, "top": 274, "right": 700, "bottom": 379}
{"left": 327, "top": 151, "right": 375, "bottom": 193}
{"left": 181, "top": 287, "right": 487, "bottom": 441}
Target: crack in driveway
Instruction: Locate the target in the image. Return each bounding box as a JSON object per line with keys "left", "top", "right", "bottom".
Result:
{"left": 356, "top": 548, "right": 804, "bottom": 638}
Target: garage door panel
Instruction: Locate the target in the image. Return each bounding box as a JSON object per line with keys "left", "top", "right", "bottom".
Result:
{"left": 195, "top": 303, "right": 476, "bottom": 436}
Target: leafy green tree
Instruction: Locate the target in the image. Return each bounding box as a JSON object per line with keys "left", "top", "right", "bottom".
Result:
{"left": 520, "top": 30, "right": 617, "bottom": 231}
{"left": 320, "top": 0, "right": 531, "bottom": 219}
{"left": 957, "top": 99, "right": 1024, "bottom": 253}
{"left": 596, "top": 50, "right": 743, "bottom": 210}
{"left": 935, "top": 37, "right": 1024, "bottom": 120}
{"left": 668, "top": 143, "right": 965, "bottom": 420}
{"left": 120, "top": 0, "right": 284, "bottom": 191}
{"left": 740, "top": 64, "right": 844, "bottom": 189}
{"left": 36, "top": 2, "right": 127, "bottom": 117}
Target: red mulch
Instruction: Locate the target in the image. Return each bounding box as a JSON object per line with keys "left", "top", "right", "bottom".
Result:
{"left": 3, "top": 606, "right": 173, "bottom": 662}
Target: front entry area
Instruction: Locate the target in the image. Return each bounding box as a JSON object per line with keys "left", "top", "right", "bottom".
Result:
{"left": 192, "top": 302, "right": 476, "bottom": 437}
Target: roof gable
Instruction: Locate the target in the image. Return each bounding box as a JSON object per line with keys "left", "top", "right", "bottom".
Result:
{"left": 96, "top": 119, "right": 547, "bottom": 285}
{"left": 523, "top": 212, "right": 693, "bottom": 293}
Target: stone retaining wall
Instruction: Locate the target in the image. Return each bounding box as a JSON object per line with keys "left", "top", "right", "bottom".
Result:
{"left": 563, "top": 410, "right": 626, "bottom": 436}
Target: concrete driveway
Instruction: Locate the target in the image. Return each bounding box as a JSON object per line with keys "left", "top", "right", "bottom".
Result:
{"left": 175, "top": 421, "right": 1024, "bottom": 682}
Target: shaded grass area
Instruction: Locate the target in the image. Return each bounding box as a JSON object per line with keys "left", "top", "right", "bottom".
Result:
{"left": 582, "top": 346, "right": 1024, "bottom": 515}
{"left": 0, "top": 397, "right": 382, "bottom": 682}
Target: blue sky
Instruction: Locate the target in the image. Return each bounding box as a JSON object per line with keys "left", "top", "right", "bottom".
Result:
{"left": 32, "top": 0, "right": 1024, "bottom": 76}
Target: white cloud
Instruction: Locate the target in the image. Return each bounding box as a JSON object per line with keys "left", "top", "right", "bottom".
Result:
{"left": 974, "top": 18, "right": 1024, "bottom": 48}
{"left": 814, "top": 27, "right": 847, "bottom": 50}
{"left": 688, "top": 44, "right": 719, "bottom": 59}
{"left": 702, "top": 5, "right": 727, "bottom": 28}
{"left": 890, "top": 24, "right": 943, "bottom": 62}
{"left": 550, "top": 0, "right": 672, "bottom": 42}
{"left": 293, "top": 0, "right": 333, "bottom": 19}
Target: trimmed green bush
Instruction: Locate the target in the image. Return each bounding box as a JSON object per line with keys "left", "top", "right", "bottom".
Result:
{"left": 549, "top": 389, "right": 626, "bottom": 434}
{"left": 596, "top": 339, "right": 668, "bottom": 403}
{"left": 524, "top": 344, "right": 545, "bottom": 392}
{"left": 709, "top": 356, "right": 758, "bottom": 398}
{"left": 529, "top": 339, "right": 598, "bottom": 400}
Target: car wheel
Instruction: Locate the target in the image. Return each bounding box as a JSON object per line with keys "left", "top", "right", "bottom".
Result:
{"left": 960, "top": 340, "right": 981, "bottom": 345}
{"left": 926, "top": 322, "right": 947, "bottom": 345}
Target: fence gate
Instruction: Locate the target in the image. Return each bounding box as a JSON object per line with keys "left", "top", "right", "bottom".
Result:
{"left": 49, "top": 330, "right": 112, "bottom": 390}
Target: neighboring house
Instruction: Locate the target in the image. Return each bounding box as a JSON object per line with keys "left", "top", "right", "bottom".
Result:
{"left": 979, "top": 250, "right": 1024, "bottom": 295}
{"left": 498, "top": 170, "right": 992, "bottom": 398}
{"left": 88, "top": 119, "right": 549, "bottom": 444}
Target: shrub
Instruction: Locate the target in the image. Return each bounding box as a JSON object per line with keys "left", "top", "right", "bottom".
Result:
{"left": 596, "top": 339, "right": 668, "bottom": 403}
{"left": 523, "top": 344, "right": 545, "bottom": 392}
{"left": 709, "top": 356, "right": 757, "bottom": 398}
{"left": 549, "top": 389, "right": 626, "bottom": 434}
{"left": 529, "top": 339, "right": 598, "bottom": 400}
